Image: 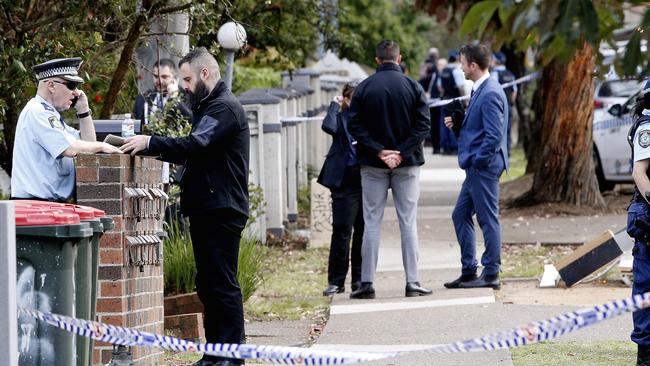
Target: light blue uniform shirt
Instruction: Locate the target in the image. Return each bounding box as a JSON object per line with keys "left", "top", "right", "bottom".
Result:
{"left": 11, "top": 95, "right": 80, "bottom": 201}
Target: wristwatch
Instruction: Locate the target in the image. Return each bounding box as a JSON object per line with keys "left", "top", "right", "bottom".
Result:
{"left": 76, "top": 109, "right": 92, "bottom": 119}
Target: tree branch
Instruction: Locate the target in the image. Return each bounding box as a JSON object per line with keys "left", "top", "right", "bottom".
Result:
{"left": 158, "top": 2, "right": 192, "bottom": 15}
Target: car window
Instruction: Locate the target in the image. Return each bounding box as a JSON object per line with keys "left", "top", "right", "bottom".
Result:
{"left": 598, "top": 79, "right": 644, "bottom": 98}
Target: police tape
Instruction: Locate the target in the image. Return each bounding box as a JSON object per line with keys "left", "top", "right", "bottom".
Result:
{"left": 19, "top": 290, "right": 650, "bottom": 364}
{"left": 428, "top": 71, "right": 540, "bottom": 108}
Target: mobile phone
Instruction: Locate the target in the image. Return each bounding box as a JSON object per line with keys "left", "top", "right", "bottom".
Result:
{"left": 71, "top": 96, "right": 79, "bottom": 108}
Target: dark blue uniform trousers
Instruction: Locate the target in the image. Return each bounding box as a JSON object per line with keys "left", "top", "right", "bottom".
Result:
{"left": 190, "top": 208, "right": 248, "bottom": 364}
{"left": 452, "top": 158, "right": 504, "bottom": 276}
{"left": 328, "top": 166, "right": 364, "bottom": 287}
{"left": 633, "top": 240, "right": 650, "bottom": 345}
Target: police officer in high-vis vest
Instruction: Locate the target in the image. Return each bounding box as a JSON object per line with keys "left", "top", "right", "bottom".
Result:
{"left": 627, "top": 79, "right": 650, "bottom": 366}
{"left": 11, "top": 57, "right": 121, "bottom": 202}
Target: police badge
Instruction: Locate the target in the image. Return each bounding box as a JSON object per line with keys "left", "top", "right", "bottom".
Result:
{"left": 48, "top": 116, "right": 64, "bottom": 130}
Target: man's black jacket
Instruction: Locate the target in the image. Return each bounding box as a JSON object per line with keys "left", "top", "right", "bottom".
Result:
{"left": 147, "top": 81, "right": 250, "bottom": 217}
{"left": 347, "top": 62, "right": 430, "bottom": 168}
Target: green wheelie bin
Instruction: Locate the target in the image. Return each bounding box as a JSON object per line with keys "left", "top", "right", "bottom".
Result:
{"left": 14, "top": 203, "right": 93, "bottom": 366}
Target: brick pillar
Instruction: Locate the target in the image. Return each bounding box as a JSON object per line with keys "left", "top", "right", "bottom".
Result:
{"left": 76, "top": 154, "right": 165, "bottom": 365}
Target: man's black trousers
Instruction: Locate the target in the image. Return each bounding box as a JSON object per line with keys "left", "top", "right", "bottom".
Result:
{"left": 189, "top": 208, "right": 248, "bottom": 364}
{"left": 327, "top": 166, "right": 364, "bottom": 287}
{"left": 430, "top": 107, "right": 441, "bottom": 153}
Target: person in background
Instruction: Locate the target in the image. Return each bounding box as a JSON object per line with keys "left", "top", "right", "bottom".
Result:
{"left": 347, "top": 39, "right": 432, "bottom": 299}
{"left": 318, "top": 82, "right": 364, "bottom": 296}
{"left": 438, "top": 50, "right": 466, "bottom": 155}
{"left": 419, "top": 47, "right": 442, "bottom": 154}
{"left": 133, "top": 58, "right": 192, "bottom": 128}
{"left": 121, "top": 47, "right": 249, "bottom": 366}
{"left": 11, "top": 57, "right": 121, "bottom": 203}
{"left": 491, "top": 52, "right": 517, "bottom": 155}
{"left": 625, "top": 79, "right": 650, "bottom": 366}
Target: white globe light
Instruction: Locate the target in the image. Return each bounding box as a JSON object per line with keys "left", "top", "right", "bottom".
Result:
{"left": 217, "top": 22, "right": 247, "bottom": 50}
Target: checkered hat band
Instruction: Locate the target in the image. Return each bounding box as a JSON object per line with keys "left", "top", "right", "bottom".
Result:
{"left": 644, "top": 87, "right": 650, "bottom": 95}
{"left": 37, "top": 66, "right": 77, "bottom": 80}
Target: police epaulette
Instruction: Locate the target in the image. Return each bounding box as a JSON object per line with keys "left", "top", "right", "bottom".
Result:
{"left": 40, "top": 102, "right": 54, "bottom": 112}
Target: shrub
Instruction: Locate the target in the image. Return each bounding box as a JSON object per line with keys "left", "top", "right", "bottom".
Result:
{"left": 163, "top": 216, "right": 195, "bottom": 295}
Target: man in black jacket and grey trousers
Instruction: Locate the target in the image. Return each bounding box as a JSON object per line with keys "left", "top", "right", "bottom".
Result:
{"left": 347, "top": 39, "right": 432, "bottom": 299}
{"left": 121, "top": 47, "right": 249, "bottom": 366}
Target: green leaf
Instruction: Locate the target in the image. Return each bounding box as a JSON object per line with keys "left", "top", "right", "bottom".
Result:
{"left": 622, "top": 31, "right": 642, "bottom": 77}
{"left": 578, "top": 0, "right": 599, "bottom": 46}
{"left": 11, "top": 59, "right": 27, "bottom": 74}
{"left": 541, "top": 35, "right": 567, "bottom": 65}
{"left": 460, "top": 0, "right": 501, "bottom": 37}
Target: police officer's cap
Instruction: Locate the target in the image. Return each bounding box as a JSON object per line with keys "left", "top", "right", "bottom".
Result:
{"left": 643, "top": 78, "right": 650, "bottom": 96}
{"left": 32, "top": 57, "right": 84, "bottom": 83}
{"left": 493, "top": 52, "right": 506, "bottom": 64}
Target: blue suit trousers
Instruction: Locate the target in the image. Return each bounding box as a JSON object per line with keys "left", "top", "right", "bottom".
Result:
{"left": 633, "top": 240, "right": 650, "bottom": 345}
{"left": 452, "top": 157, "right": 504, "bottom": 276}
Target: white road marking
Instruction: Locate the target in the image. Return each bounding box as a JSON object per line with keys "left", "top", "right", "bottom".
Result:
{"left": 331, "top": 295, "right": 495, "bottom": 315}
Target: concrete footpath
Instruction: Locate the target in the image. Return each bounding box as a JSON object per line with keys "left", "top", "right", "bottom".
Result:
{"left": 310, "top": 153, "right": 632, "bottom": 366}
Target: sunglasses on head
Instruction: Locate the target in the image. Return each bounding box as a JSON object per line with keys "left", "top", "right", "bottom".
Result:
{"left": 50, "top": 79, "right": 79, "bottom": 91}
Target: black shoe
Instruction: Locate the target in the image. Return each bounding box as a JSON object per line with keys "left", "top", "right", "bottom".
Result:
{"left": 192, "top": 359, "right": 215, "bottom": 366}
{"left": 351, "top": 281, "right": 361, "bottom": 292}
{"left": 444, "top": 273, "right": 477, "bottom": 289}
{"left": 215, "top": 361, "right": 242, "bottom": 366}
{"left": 405, "top": 282, "right": 433, "bottom": 297}
{"left": 350, "top": 282, "right": 375, "bottom": 299}
{"left": 638, "top": 344, "right": 650, "bottom": 366}
{"left": 459, "top": 273, "right": 500, "bottom": 289}
{"left": 322, "top": 284, "right": 344, "bottom": 296}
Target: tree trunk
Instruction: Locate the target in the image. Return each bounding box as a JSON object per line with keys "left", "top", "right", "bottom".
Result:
{"left": 99, "top": 0, "right": 157, "bottom": 119}
{"left": 521, "top": 43, "right": 604, "bottom": 207}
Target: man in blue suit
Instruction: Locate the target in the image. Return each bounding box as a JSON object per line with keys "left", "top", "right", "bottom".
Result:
{"left": 443, "top": 44, "right": 508, "bottom": 289}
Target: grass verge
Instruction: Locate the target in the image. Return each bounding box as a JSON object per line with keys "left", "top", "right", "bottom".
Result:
{"left": 511, "top": 341, "right": 635, "bottom": 365}
{"left": 501, "top": 145, "right": 527, "bottom": 183}
{"left": 244, "top": 246, "right": 329, "bottom": 321}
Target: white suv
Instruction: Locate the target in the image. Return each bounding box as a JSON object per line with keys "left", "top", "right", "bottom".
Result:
{"left": 592, "top": 84, "right": 642, "bottom": 191}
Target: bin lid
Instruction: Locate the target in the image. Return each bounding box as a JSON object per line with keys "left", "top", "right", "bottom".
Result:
{"left": 13, "top": 200, "right": 105, "bottom": 219}
{"left": 15, "top": 211, "right": 80, "bottom": 226}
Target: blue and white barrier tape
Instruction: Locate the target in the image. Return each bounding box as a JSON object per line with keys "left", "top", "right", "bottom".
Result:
{"left": 19, "top": 290, "right": 650, "bottom": 364}
{"left": 428, "top": 71, "right": 540, "bottom": 108}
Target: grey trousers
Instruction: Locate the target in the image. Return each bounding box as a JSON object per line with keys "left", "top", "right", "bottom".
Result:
{"left": 360, "top": 165, "right": 421, "bottom": 283}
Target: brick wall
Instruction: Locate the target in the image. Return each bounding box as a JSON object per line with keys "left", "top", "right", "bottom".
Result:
{"left": 76, "top": 154, "right": 165, "bottom": 365}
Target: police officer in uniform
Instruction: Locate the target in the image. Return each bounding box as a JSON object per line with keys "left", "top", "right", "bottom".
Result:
{"left": 491, "top": 52, "right": 517, "bottom": 155}
{"left": 11, "top": 57, "right": 121, "bottom": 202}
{"left": 627, "top": 79, "right": 650, "bottom": 366}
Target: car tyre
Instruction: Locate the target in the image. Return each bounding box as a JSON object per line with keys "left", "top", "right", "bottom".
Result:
{"left": 593, "top": 148, "right": 616, "bottom": 192}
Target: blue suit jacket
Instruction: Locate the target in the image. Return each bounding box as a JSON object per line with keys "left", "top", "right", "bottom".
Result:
{"left": 457, "top": 76, "right": 509, "bottom": 172}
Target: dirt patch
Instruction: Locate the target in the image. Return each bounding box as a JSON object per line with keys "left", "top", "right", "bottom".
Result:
{"left": 500, "top": 174, "right": 633, "bottom": 218}
{"left": 496, "top": 279, "right": 631, "bottom": 307}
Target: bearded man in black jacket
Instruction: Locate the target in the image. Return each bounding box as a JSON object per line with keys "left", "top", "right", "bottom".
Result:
{"left": 121, "top": 47, "right": 249, "bottom": 366}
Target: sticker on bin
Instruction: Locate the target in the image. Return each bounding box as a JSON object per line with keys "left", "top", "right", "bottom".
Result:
{"left": 20, "top": 291, "right": 650, "bottom": 364}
